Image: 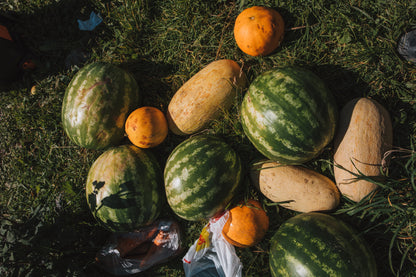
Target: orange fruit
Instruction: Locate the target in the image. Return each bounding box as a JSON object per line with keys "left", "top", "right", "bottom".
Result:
{"left": 125, "top": 106, "right": 168, "bottom": 148}
{"left": 234, "top": 6, "right": 285, "bottom": 56}
{"left": 222, "top": 199, "right": 269, "bottom": 248}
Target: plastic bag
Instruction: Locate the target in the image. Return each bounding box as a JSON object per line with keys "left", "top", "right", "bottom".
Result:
{"left": 95, "top": 219, "right": 183, "bottom": 276}
{"left": 398, "top": 29, "right": 416, "bottom": 64}
{"left": 77, "top": 11, "right": 103, "bottom": 31}
{"left": 0, "top": 19, "right": 35, "bottom": 86}
{"left": 183, "top": 211, "right": 243, "bottom": 277}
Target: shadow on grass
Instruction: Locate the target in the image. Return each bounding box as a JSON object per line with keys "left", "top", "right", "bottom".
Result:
{"left": 306, "top": 64, "right": 368, "bottom": 107}
{"left": 0, "top": 0, "right": 104, "bottom": 91}
{"left": 334, "top": 209, "right": 413, "bottom": 277}
{"left": 118, "top": 59, "right": 176, "bottom": 109}
{"left": 313, "top": 63, "right": 414, "bottom": 153}
{"left": 1, "top": 210, "right": 111, "bottom": 276}
{"left": 388, "top": 100, "right": 416, "bottom": 148}
{"left": 0, "top": 0, "right": 183, "bottom": 92}
{"left": 2, "top": 208, "right": 185, "bottom": 276}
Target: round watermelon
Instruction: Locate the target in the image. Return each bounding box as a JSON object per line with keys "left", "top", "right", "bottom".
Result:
{"left": 86, "top": 144, "right": 163, "bottom": 232}
{"left": 240, "top": 67, "right": 338, "bottom": 164}
{"left": 269, "top": 212, "right": 377, "bottom": 277}
{"left": 164, "top": 135, "right": 242, "bottom": 221}
{"left": 62, "top": 62, "right": 140, "bottom": 150}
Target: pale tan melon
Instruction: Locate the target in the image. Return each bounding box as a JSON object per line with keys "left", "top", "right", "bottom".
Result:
{"left": 250, "top": 161, "right": 340, "bottom": 212}
{"left": 166, "top": 59, "right": 246, "bottom": 135}
{"left": 333, "top": 97, "right": 393, "bottom": 202}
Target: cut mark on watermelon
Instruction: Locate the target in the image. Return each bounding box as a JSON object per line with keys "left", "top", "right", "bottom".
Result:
{"left": 82, "top": 77, "right": 112, "bottom": 94}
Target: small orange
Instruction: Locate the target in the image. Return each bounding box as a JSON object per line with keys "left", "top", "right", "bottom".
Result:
{"left": 222, "top": 199, "right": 269, "bottom": 248}
{"left": 125, "top": 106, "right": 168, "bottom": 148}
{"left": 234, "top": 6, "right": 285, "bottom": 56}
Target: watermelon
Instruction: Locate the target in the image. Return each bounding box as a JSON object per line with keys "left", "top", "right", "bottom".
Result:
{"left": 240, "top": 67, "right": 338, "bottom": 164}
{"left": 269, "top": 212, "right": 377, "bottom": 277}
{"left": 86, "top": 144, "right": 163, "bottom": 232}
{"left": 164, "top": 135, "right": 242, "bottom": 221}
{"left": 62, "top": 62, "right": 140, "bottom": 150}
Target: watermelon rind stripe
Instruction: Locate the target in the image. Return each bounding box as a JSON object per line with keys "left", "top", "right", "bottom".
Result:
{"left": 86, "top": 145, "right": 162, "bottom": 232}
{"left": 62, "top": 62, "right": 139, "bottom": 150}
{"left": 240, "top": 67, "right": 337, "bottom": 164}
{"left": 269, "top": 212, "right": 377, "bottom": 277}
{"left": 164, "top": 135, "right": 242, "bottom": 221}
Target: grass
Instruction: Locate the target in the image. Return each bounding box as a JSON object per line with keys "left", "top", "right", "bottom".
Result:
{"left": 0, "top": 0, "right": 416, "bottom": 276}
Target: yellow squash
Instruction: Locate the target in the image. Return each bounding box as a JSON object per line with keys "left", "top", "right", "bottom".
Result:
{"left": 166, "top": 59, "right": 246, "bottom": 135}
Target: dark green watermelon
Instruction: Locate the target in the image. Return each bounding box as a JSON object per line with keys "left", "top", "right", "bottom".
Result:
{"left": 269, "top": 212, "right": 377, "bottom": 277}
{"left": 240, "top": 67, "right": 338, "bottom": 164}
{"left": 62, "top": 62, "right": 140, "bottom": 150}
{"left": 164, "top": 135, "right": 242, "bottom": 221}
{"left": 86, "top": 144, "right": 162, "bottom": 232}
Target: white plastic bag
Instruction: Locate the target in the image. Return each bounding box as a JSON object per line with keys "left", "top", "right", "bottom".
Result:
{"left": 183, "top": 211, "right": 243, "bottom": 277}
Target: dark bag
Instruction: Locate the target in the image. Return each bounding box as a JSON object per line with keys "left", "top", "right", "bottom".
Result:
{"left": 0, "top": 18, "right": 35, "bottom": 86}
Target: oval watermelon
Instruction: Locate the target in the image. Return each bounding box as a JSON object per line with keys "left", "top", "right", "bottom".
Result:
{"left": 164, "top": 135, "right": 242, "bottom": 221}
{"left": 240, "top": 67, "right": 338, "bottom": 164}
{"left": 62, "top": 62, "right": 140, "bottom": 150}
{"left": 86, "top": 144, "right": 163, "bottom": 232}
{"left": 269, "top": 212, "right": 377, "bottom": 277}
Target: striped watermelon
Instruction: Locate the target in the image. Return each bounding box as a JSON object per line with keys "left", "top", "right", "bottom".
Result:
{"left": 269, "top": 212, "right": 377, "bottom": 277}
{"left": 164, "top": 135, "right": 242, "bottom": 221}
{"left": 86, "top": 144, "right": 162, "bottom": 232}
{"left": 240, "top": 67, "right": 338, "bottom": 164}
{"left": 62, "top": 62, "right": 140, "bottom": 150}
